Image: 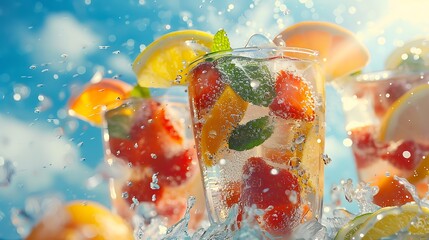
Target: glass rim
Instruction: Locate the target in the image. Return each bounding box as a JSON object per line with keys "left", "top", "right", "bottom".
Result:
{"left": 189, "top": 46, "right": 319, "bottom": 68}
{"left": 343, "top": 69, "right": 429, "bottom": 83}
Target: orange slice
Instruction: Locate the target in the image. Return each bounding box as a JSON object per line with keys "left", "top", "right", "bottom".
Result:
{"left": 132, "top": 30, "right": 213, "bottom": 88}
{"left": 273, "top": 21, "right": 370, "bottom": 81}
{"left": 378, "top": 84, "right": 429, "bottom": 143}
{"left": 200, "top": 86, "right": 248, "bottom": 166}
{"left": 68, "top": 76, "right": 132, "bottom": 125}
{"left": 27, "top": 201, "right": 133, "bottom": 240}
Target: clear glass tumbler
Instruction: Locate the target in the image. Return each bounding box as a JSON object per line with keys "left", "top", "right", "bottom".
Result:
{"left": 102, "top": 92, "right": 206, "bottom": 228}
{"left": 334, "top": 71, "right": 429, "bottom": 207}
{"left": 187, "top": 47, "right": 325, "bottom": 237}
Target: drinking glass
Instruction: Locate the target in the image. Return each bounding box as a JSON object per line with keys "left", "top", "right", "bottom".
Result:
{"left": 102, "top": 92, "right": 206, "bottom": 228}
{"left": 186, "top": 47, "right": 325, "bottom": 237}
{"left": 334, "top": 70, "right": 429, "bottom": 207}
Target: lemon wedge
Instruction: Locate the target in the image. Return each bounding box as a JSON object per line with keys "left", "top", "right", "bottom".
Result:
{"left": 351, "top": 203, "right": 429, "bottom": 239}
{"left": 378, "top": 84, "right": 429, "bottom": 143}
{"left": 273, "top": 21, "right": 370, "bottom": 81}
{"left": 132, "top": 30, "right": 213, "bottom": 88}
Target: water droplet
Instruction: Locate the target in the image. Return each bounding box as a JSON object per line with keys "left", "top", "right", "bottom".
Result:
{"left": 322, "top": 154, "right": 332, "bottom": 165}
{"left": 122, "top": 192, "right": 129, "bottom": 199}
{"left": 208, "top": 130, "right": 217, "bottom": 138}
{"left": 112, "top": 50, "right": 120, "bottom": 54}
{"left": 151, "top": 153, "right": 157, "bottom": 159}
{"left": 29, "top": 65, "right": 36, "bottom": 70}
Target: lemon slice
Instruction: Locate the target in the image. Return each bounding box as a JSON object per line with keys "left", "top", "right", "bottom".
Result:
{"left": 273, "top": 21, "right": 370, "bottom": 81}
{"left": 385, "top": 37, "right": 429, "bottom": 70}
{"left": 350, "top": 203, "right": 429, "bottom": 239}
{"left": 132, "top": 30, "right": 213, "bottom": 88}
{"left": 378, "top": 84, "right": 429, "bottom": 143}
{"left": 334, "top": 213, "right": 372, "bottom": 240}
{"left": 68, "top": 74, "right": 133, "bottom": 125}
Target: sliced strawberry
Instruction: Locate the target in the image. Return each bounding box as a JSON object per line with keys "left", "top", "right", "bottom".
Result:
{"left": 153, "top": 148, "right": 195, "bottom": 187}
{"left": 349, "top": 126, "right": 388, "bottom": 169}
{"left": 109, "top": 137, "right": 149, "bottom": 166}
{"left": 223, "top": 181, "right": 241, "bottom": 208}
{"left": 269, "top": 70, "right": 315, "bottom": 121}
{"left": 188, "top": 62, "right": 225, "bottom": 116}
{"left": 239, "top": 157, "right": 301, "bottom": 236}
{"left": 157, "top": 107, "right": 183, "bottom": 144}
{"left": 381, "top": 140, "right": 425, "bottom": 171}
{"left": 122, "top": 176, "right": 165, "bottom": 205}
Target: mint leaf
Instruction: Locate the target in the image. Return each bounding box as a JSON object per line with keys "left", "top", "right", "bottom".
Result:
{"left": 106, "top": 114, "right": 131, "bottom": 139}
{"left": 212, "top": 29, "right": 231, "bottom": 52}
{"left": 217, "top": 56, "right": 275, "bottom": 107}
{"left": 130, "top": 84, "right": 151, "bottom": 99}
{"left": 228, "top": 116, "right": 274, "bottom": 151}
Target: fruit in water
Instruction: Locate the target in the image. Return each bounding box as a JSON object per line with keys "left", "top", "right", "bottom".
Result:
{"left": 372, "top": 175, "right": 413, "bottom": 208}
{"left": 269, "top": 70, "right": 315, "bottom": 121}
{"left": 239, "top": 157, "right": 301, "bottom": 236}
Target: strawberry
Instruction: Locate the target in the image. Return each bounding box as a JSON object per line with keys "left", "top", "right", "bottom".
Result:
{"left": 153, "top": 148, "right": 196, "bottom": 187}
{"left": 122, "top": 176, "right": 165, "bottom": 205}
{"left": 269, "top": 70, "right": 315, "bottom": 121}
{"left": 188, "top": 62, "right": 225, "bottom": 116}
{"left": 349, "top": 126, "right": 380, "bottom": 169}
{"left": 239, "top": 157, "right": 301, "bottom": 236}
{"left": 223, "top": 181, "right": 242, "bottom": 208}
{"left": 381, "top": 140, "right": 425, "bottom": 171}
{"left": 108, "top": 137, "right": 149, "bottom": 166}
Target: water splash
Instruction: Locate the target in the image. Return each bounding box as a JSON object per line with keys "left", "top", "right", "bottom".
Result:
{"left": 0, "top": 157, "right": 15, "bottom": 187}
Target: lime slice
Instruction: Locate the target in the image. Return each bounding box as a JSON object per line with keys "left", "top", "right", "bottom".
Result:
{"left": 132, "top": 30, "right": 213, "bottom": 88}
{"left": 273, "top": 21, "right": 370, "bottom": 81}
{"left": 378, "top": 84, "right": 429, "bottom": 143}
{"left": 385, "top": 37, "right": 429, "bottom": 70}
{"left": 334, "top": 213, "right": 372, "bottom": 240}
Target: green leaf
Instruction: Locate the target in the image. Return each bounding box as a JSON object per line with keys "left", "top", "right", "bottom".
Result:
{"left": 106, "top": 114, "right": 131, "bottom": 139}
{"left": 129, "top": 84, "right": 151, "bottom": 99}
{"left": 228, "top": 116, "right": 274, "bottom": 151}
{"left": 217, "top": 56, "right": 275, "bottom": 107}
{"left": 211, "top": 29, "right": 231, "bottom": 52}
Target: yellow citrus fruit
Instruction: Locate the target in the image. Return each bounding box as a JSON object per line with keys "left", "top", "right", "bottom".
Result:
{"left": 378, "top": 84, "right": 429, "bottom": 143}
{"left": 350, "top": 203, "right": 429, "bottom": 239}
{"left": 26, "top": 201, "right": 133, "bottom": 240}
{"left": 273, "top": 21, "right": 370, "bottom": 81}
{"left": 334, "top": 213, "right": 372, "bottom": 240}
{"left": 385, "top": 37, "right": 429, "bottom": 70}
{"left": 200, "top": 86, "right": 248, "bottom": 166}
{"left": 68, "top": 78, "right": 132, "bottom": 125}
{"left": 132, "top": 30, "right": 213, "bottom": 88}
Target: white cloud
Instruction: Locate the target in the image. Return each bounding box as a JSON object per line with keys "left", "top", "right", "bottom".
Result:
{"left": 107, "top": 55, "right": 134, "bottom": 78}
{"left": 21, "top": 13, "right": 101, "bottom": 70}
{"left": 0, "top": 115, "right": 101, "bottom": 201}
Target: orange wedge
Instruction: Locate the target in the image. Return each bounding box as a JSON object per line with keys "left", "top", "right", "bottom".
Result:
{"left": 200, "top": 86, "right": 248, "bottom": 166}
{"left": 27, "top": 201, "right": 133, "bottom": 240}
{"left": 68, "top": 76, "right": 132, "bottom": 125}
{"left": 273, "top": 21, "right": 370, "bottom": 81}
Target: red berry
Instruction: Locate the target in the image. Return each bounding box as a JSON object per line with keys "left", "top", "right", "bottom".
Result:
{"left": 188, "top": 62, "right": 225, "bottom": 116}
{"left": 381, "top": 140, "right": 425, "bottom": 171}
{"left": 269, "top": 70, "right": 315, "bottom": 121}
{"left": 153, "top": 148, "right": 196, "bottom": 187}
{"left": 240, "top": 157, "right": 301, "bottom": 236}
{"left": 223, "top": 181, "right": 241, "bottom": 208}
{"left": 108, "top": 137, "right": 149, "bottom": 166}
{"left": 122, "top": 176, "right": 164, "bottom": 205}
{"left": 349, "top": 126, "right": 388, "bottom": 169}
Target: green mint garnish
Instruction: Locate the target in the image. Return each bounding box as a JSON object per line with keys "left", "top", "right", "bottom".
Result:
{"left": 216, "top": 56, "right": 275, "bottom": 107}
{"left": 228, "top": 116, "right": 274, "bottom": 151}
{"left": 212, "top": 29, "right": 231, "bottom": 52}
{"left": 106, "top": 114, "right": 131, "bottom": 139}
{"left": 130, "top": 84, "right": 151, "bottom": 99}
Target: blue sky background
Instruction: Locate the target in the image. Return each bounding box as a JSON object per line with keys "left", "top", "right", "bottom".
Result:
{"left": 1, "top": 0, "right": 429, "bottom": 239}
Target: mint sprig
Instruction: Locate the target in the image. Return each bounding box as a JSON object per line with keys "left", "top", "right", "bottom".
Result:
{"left": 211, "top": 29, "right": 231, "bottom": 52}
{"left": 228, "top": 116, "right": 274, "bottom": 151}
{"left": 130, "top": 84, "right": 151, "bottom": 99}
